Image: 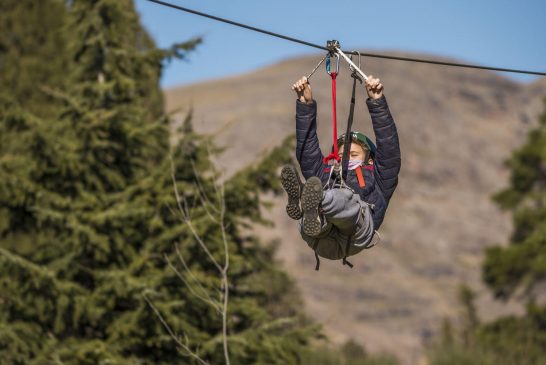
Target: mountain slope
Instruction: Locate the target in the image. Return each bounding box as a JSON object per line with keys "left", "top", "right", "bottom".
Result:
{"left": 165, "top": 52, "right": 546, "bottom": 364}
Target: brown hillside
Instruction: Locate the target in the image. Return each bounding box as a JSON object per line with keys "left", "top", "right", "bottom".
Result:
{"left": 165, "top": 52, "right": 546, "bottom": 365}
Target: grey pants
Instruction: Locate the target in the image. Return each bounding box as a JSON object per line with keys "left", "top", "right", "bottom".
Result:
{"left": 300, "top": 188, "right": 375, "bottom": 260}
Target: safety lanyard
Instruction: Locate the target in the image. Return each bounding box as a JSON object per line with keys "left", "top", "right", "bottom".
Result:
{"left": 341, "top": 51, "right": 364, "bottom": 181}
{"left": 341, "top": 75, "right": 359, "bottom": 180}
{"left": 323, "top": 52, "right": 341, "bottom": 165}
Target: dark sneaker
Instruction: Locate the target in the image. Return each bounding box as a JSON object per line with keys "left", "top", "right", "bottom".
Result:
{"left": 301, "top": 176, "right": 323, "bottom": 237}
{"left": 280, "top": 165, "right": 303, "bottom": 220}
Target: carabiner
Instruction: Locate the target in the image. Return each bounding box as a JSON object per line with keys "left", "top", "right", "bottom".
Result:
{"left": 349, "top": 50, "right": 363, "bottom": 83}
{"left": 349, "top": 51, "right": 362, "bottom": 73}
{"left": 326, "top": 51, "right": 340, "bottom": 76}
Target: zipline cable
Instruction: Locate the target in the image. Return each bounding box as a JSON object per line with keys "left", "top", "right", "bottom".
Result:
{"left": 146, "top": 0, "right": 326, "bottom": 51}
{"left": 145, "top": 0, "right": 546, "bottom": 77}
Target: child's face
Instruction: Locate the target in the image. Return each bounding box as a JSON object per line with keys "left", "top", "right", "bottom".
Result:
{"left": 340, "top": 143, "right": 373, "bottom": 165}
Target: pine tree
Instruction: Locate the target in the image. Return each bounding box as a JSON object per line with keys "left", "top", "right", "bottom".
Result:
{"left": 477, "top": 96, "right": 546, "bottom": 363}
{"left": 0, "top": 0, "right": 69, "bottom": 117}
{"left": 427, "top": 98, "right": 546, "bottom": 365}
{"left": 0, "top": 1, "right": 317, "bottom": 364}
{"left": 483, "top": 97, "right": 546, "bottom": 299}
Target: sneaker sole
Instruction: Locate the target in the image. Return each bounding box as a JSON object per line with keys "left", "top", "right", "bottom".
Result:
{"left": 301, "top": 177, "right": 323, "bottom": 237}
{"left": 280, "top": 165, "right": 303, "bottom": 220}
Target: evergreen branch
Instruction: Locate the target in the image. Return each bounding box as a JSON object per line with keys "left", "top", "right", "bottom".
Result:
{"left": 158, "top": 37, "right": 203, "bottom": 63}
{"left": 206, "top": 145, "right": 224, "bottom": 205}
{"left": 143, "top": 294, "right": 210, "bottom": 365}
{"left": 166, "top": 202, "right": 185, "bottom": 222}
{"left": 174, "top": 243, "right": 221, "bottom": 312}
{"left": 165, "top": 250, "right": 221, "bottom": 313}
{"left": 170, "top": 155, "right": 223, "bottom": 273}
{"left": 171, "top": 151, "right": 232, "bottom": 365}
{"left": 39, "top": 85, "right": 82, "bottom": 112}
{"left": 217, "top": 174, "right": 231, "bottom": 365}
{"left": 191, "top": 160, "right": 220, "bottom": 216}
{"left": 179, "top": 199, "right": 222, "bottom": 273}
{"left": 189, "top": 163, "right": 220, "bottom": 223}
{"left": 194, "top": 184, "right": 220, "bottom": 224}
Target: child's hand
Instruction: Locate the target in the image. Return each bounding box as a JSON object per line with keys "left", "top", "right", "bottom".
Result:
{"left": 365, "top": 75, "right": 384, "bottom": 100}
{"left": 292, "top": 76, "right": 313, "bottom": 104}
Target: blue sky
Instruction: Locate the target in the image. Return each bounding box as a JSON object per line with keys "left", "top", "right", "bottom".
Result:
{"left": 135, "top": 0, "right": 546, "bottom": 88}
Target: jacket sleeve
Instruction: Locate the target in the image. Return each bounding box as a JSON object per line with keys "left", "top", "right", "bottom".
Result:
{"left": 295, "top": 100, "right": 327, "bottom": 181}
{"left": 366, "top": 95, "right": 401, "bottom": 201}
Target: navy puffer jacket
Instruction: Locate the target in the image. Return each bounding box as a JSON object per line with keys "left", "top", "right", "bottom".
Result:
{"left": 295, "top": 95, "right": 401, "bottom": 230}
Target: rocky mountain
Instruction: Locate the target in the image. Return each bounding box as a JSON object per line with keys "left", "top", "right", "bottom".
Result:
{"left": 164, "top": 52, "right": 546, "bottom": 365}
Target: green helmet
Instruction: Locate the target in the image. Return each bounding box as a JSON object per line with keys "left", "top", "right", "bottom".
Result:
{"left": 336, "top": 131, "right": 377, "bottom": 161}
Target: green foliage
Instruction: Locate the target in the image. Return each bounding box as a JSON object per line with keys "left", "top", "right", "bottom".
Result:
{"left": 429, "top": 96, "right": 546, "bottom": 364}
{"left": 0, "top": 0, "right": 69, "bottom": 117}
{"left": 0, "top": 1, "right": 318, "bottom": 364}
{"left": 428, "top": 304, "right": 546, "bottom": 365}
{"left": 300, "top": 340, "right": 398, "bottom": 365}
{"left": 65, "top": 0, "right": 200, "bottom": 121}
{"left": 428, "top": 286, "right": 490, "bottom": 365}
{"left": 484, "top": 97, "right": 546, "bottom": 299}
{"left": 475, "top": 303, "right": 546, "bottom": 365}
{"left": 457, "top": 284, "right": 479, "bottom": 345}
{"left": 225, "top": 135, "right": 295, "bottom": 224}
{"left": 427, "top": 344, "right": 496, "bottom": 365}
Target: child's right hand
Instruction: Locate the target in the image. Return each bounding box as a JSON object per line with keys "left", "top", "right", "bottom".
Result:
{"left": 292, "top": 76, "right": 313, "bottom": 104}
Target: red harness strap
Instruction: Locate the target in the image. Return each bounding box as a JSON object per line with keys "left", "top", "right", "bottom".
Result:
{"left": 323, "top": 72, "right": 341, "bottom": 164}
{"left": 356, "top": 166, "right": 366, "bottom": 188}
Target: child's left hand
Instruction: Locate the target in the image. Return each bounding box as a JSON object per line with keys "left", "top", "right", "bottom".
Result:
{"left": 292, "top": 76, "right": 314, "bottom": 104}
{"left": 365, "top": 75, "right": 384, "bottom": 100}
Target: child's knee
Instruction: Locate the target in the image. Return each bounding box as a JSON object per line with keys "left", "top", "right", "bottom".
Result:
{"left": 322, "top": 189, "right": 334, "bottom": 205}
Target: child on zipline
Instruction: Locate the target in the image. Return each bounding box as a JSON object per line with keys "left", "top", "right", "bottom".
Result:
{"left": 281, "top": 74, "right": 401, "bottom": 268}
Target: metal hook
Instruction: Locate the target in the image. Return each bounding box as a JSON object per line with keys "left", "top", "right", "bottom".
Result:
{"left": 326, "top": 40, "right": 341, "bottom": 76}
{"left": 349, "top": 51, "right": 363, "bottom": 83}
{"left": 326, "top": 52, "right": 340, "bottom": 75}
{"left": 349, "top": 50, "right": 362, "bottom": 72}
{"left": 335, "top": 47, "right": 369, "bottom": 81}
